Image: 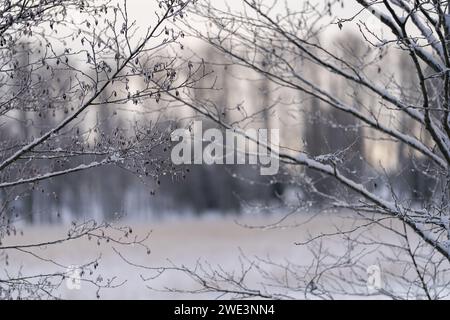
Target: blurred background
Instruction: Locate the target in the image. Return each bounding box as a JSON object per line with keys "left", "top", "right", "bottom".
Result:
{"left": 0, "top": 1, "right": 430, "bottom": 223}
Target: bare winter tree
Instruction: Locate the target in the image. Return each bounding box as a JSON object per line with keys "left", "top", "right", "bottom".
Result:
{"left": 128, "top": 0, "right": 450, "bottom": 300}
{"left": 0, "top": 0, "right": 200, "bottom": 299}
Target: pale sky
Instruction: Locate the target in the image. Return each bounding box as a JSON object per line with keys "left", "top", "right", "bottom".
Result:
{"left": 121, "top": 0, "right": 382, "bottom": 43}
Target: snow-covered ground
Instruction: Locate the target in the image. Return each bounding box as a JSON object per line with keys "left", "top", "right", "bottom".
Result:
{"left": 0, "top": 212, "right": 422, "bottom": 299}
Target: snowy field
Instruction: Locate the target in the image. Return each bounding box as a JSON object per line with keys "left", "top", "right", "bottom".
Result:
{"left": 1, "top": 212, "right": 416, "bottom": 299}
